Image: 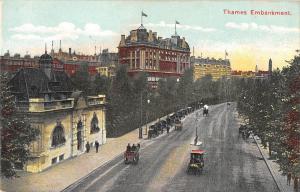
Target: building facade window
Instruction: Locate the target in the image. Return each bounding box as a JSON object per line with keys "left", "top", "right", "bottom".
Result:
{"left": 51, "top": 123, "right": 66, "bottom": 147}
{"left": 77, "top": 120, "right": 83, "bottom": 150}
{"left": 90, "top": 112, "right": 100, "bottom": 134}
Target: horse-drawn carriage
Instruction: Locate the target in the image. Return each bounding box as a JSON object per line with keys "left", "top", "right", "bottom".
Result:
{"left": 148, "top": 125, "right": 159, "bottom": 139}
{"left": 124, "top": 144, "right": 140, "bottom": 164}
{"left": 174, "top": 119, "right": 183, "bottom": 131}
{"left": 187, "top": 150, "right": 205, "bottom": 175}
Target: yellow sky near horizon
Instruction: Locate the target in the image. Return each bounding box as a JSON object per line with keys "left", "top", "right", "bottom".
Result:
{"left": 194, "top": 48, "right": 297, "bottom": 71}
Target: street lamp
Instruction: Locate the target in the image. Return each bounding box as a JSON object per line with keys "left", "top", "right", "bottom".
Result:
{"left": 175, "top": 78, "right": 180, "bottom": 111}
{"left": 139, "top": 92, "right": 143, "bottom": 139}
{"left": 145, "top": 99, "right": 150, "bottom": 135}
{"left": 194, "top": 112, "right": 200, "bottom": 145}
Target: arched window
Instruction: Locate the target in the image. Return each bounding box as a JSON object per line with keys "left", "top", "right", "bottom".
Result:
{"left": 90, "top": 113, "right": 100, "bottom": 134}
{"left": 51, "top": 123, "right": 66, "bottom": 147}
{"left": 77, "top": 120, "right": 83, "bottom": 150}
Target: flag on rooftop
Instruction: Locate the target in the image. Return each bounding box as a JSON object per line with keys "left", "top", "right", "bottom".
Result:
{"left": 142, "top": 11, "right": 148, "bottom": 17}
{"left": 176, "top": 20, "right": 180, "bottom": 24}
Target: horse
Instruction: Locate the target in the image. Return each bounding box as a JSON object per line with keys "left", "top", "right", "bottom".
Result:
{"left": 203, "top": 108, "right": 209, "bottom": 116}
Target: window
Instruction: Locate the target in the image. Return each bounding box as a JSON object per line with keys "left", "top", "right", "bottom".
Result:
{"left": 52, "top": 157, "right": 57, "bottom": 164}
{"left": 59, "top": 154, "right": 64, "bottom": 161}
{"left": 90, "top": 112, "right": 100, "bottom": 134}
{"left": 51, "top": 123, "right": 66, "bottom": 147}
{"left": 77, "top": 120, "right": 83, "bottom": 150}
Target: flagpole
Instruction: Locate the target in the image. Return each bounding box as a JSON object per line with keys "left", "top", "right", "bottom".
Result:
{"left": 175, "top": 21, "right": 177, "bottom": 35}
{"left": 141, "top": 11, "right": 143, "bottom": 26}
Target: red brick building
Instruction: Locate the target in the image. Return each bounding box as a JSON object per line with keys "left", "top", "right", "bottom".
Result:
{"left": 0, "top": 47, "right": 99, "bottom": 76}
{"left": 0, "top": 51, "right": 39, "bottom": 73}
{"left": 118, "top": 25, "right": 191, "bottom": 83}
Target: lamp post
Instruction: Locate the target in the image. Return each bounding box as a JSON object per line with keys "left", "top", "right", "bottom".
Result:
{"left": 139, "top": 92, "right": 143, "bottom": 139}
{"left": 175, "top": 77, "right": 180, "bottom": 111}
{"left": 194, "top": 111, "right": 200, "bottom": 145}
{"left": 145, "top": 99, "right": 150, "bottom": 135}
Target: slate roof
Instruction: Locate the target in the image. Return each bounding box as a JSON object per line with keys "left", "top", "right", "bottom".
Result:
{"left": 9, "top": 68, "right": 75, "bottom": 101}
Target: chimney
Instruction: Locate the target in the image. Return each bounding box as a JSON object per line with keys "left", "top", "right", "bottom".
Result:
{"left": 148, "top": 30, "right": 153, "bottom": 42}
{"left": 59, "top": 40, "right": 62, "bottom": 52}
{"left": 51, "top": 40, "right": 54, "bottom": 56}
{"left": 153, "top": 32, "right": 157, "bottom": 39}
{"left": 130, "top": 31, "right": 137, "bottom": 42}
{"left": 182, "top": 37, "right": 186, "bottom": 48}
{"left": 69, "top": 48, "right": 71, "bottom": 56}
{"left": 120, "top": 35, "right": 125, "bottom": 46}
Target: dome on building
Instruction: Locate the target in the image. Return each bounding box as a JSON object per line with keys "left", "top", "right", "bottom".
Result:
{"left": 39, "top": 52, "right": 53, "bottom": 65}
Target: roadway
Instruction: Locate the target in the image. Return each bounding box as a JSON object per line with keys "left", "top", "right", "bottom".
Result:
{"left": 67, "top": 103, "right": 279, "bottom": 192}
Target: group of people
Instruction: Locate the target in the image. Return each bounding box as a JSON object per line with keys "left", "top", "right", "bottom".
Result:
{"left": 126, "top": 143, "right": 140, "bottom": 152}
{"left": 85, "top": 140, "right": 100, "bottom": 153}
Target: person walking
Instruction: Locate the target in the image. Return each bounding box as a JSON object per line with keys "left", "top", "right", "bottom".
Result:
{"left": 95, "top": 140, "right": 100, "bottom": 153}
{"left": 86, "top": 141, "right": 90, "bottom": 153}
{"left": 287, "top": 172, "right": 292, "bottom": 186}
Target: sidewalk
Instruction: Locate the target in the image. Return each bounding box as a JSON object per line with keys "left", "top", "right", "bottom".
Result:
{"left": 253, "top": 136, "right": 294, "bottom": 192}
{"left": 0, "top": 112, "right": 187, "bottom": 192}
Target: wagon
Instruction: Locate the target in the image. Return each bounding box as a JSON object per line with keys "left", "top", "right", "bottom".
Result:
{"left": 186, "top": 150, "right": 205, "bottom": 175}
{"left": 174, "top": 119, "right": 183, "bottom": 131}
{"left": 124, "top": 144, "right": 140, "bottom": 164}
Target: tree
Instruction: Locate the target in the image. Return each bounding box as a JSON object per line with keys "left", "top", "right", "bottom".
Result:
{"left": 280, "top": 53, "right": 300, "bottom": 177}
{"left": 107, "top": 65, "right": 134, "bottom": 136}
{"left": 93, "top": 74, "right": 111, "bottom": 95}
{"left": 71, "top": 63, "right": 92, "bottom": 95}
{"left": 0, "top": 73, "right": 39, "bottom": 178}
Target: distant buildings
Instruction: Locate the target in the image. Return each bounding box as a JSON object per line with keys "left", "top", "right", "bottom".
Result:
{"left": 192, "top": 57, "right": 231, "bottom": 81}
{"left": 231, "top": 58, "right": 272, "bottom": 79}
{"left": 49, "top": 41, "right": 100, "bottom": 76}
{"left": 0, "top": 51, "right": 39, "bottom": 73}
{"left": 118, "top": 25, "right": 190, "bottom": 86}
{"left": 96, "top": 49, "right": 118, "bottom": 77}
{"left": 0, "top": 42, "right": 118, "bottom": 77}
{"left": 9, "top": 50, "right": 107, "bottom": 173}
{"left": 99, "top": 48, "right": 118, "bottom": 67}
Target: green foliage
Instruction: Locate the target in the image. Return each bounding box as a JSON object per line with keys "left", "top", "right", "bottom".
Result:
{"left": 71, "top": 63, "right": 92, "bottom": 95}
{"left": 0, "top": 73, "right": 39, "bottom": 178}
{"left": 236, "top": 51, "right": 300, "bottom": 177}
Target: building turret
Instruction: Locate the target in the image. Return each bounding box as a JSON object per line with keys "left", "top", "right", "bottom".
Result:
{"left": 268, "top": 58, "right": 272, "bottom": 75}
{"left": 39, "top": 44, "right": 53, "bottom": 79}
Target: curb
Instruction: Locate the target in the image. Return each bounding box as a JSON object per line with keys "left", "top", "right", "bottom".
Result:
{"left": 253, "top": 136, "right": 284, "bottom": 192}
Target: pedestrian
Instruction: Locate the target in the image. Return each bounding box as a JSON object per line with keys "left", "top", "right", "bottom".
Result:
{"left": 166, "top": 125, "right": 170, "bottom": 134}
{"left": 287, "top": 172, "right": 292, "bottom": 186}
{"left": 95, "top": 140, "right": 99, "bottom": 153}
{"left": 86, "top": 141, "right": 90, "bottom": 153}
{"left": 126, "top": 143, "right": 131, "bottom": 151}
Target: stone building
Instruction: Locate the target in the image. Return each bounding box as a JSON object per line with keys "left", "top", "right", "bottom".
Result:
{"left": 9, "top": 50, "right": 106, "bottom": 172}
{"left": 193, "top": 57, "right": 231, "bottom": 81}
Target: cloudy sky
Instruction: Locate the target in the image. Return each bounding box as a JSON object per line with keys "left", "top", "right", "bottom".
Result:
{"left": 1, "top": 0, "right": 300, "bottom": 71}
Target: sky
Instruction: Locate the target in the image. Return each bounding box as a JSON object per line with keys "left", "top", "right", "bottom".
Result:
{"left": 1, "top": 0, "right": 300, "bottom": 71}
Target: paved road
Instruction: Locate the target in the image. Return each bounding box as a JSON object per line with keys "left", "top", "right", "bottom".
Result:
{"left": 66, "top": 103, "right": 279, "bottom": 192}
